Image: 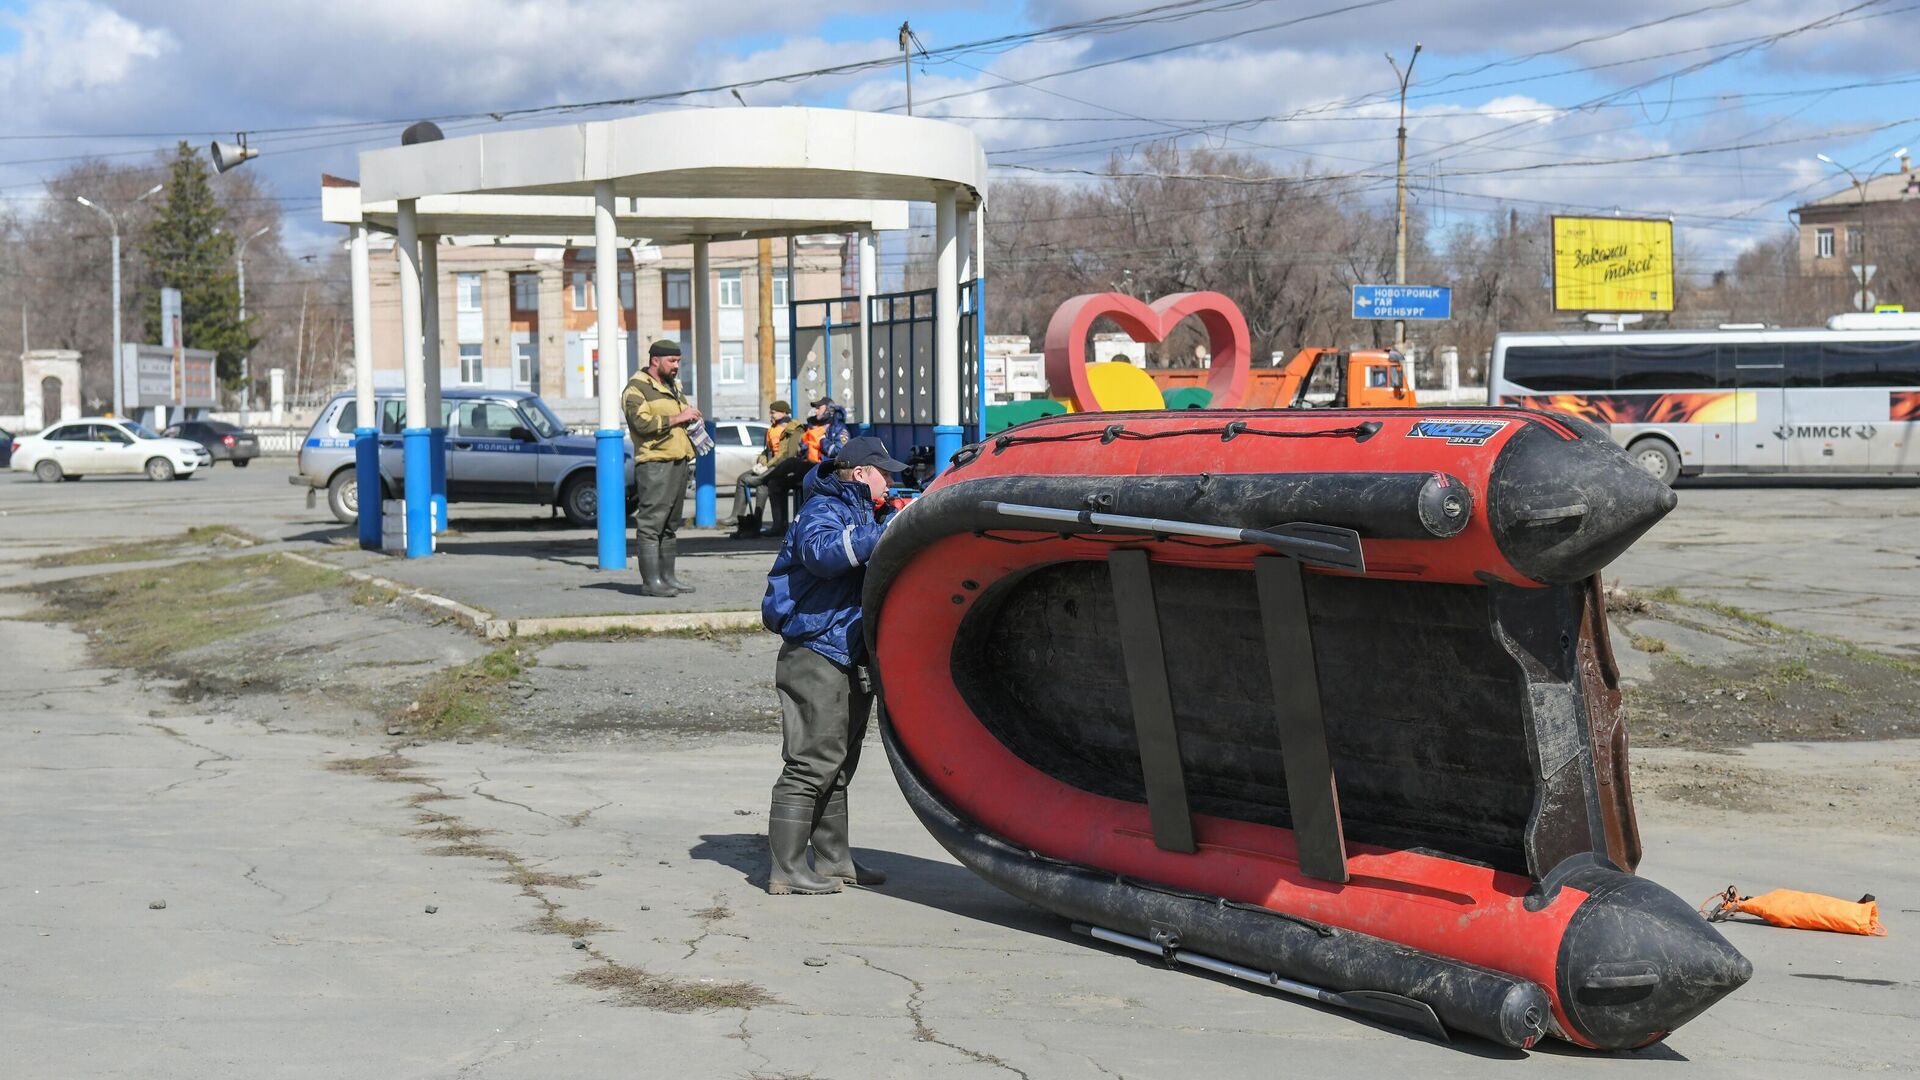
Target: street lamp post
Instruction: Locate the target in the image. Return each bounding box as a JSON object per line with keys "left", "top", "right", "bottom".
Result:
{"left": 75, "top": 184, "right": 162, "bottom": 418}
{"left": 235, "top": 225, "right": 270, "bottom": 426}
{"left": 1385, "top": 42, "right": 1421, "bottom": 352}
{"left": 1817, "top": 148, "right": 1907, "bottom": 312}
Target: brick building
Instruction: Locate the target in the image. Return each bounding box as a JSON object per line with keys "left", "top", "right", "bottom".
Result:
{"left": 1791, "top": 153, "right": 1920, "bottom": 289}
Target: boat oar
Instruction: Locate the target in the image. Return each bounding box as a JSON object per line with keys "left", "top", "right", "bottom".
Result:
{"left": 978, "top": 501, "right": 1366, "bottom": 572}
{"left": 1072, "top": 923, "right": 1448, "bottom": 1042}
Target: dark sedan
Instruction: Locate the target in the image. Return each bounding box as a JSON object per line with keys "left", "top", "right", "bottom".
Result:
{"left": 163, "top": 420, "right": 260, "bottom": 466}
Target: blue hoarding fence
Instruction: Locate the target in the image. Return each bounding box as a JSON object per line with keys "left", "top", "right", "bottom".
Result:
{"left": 1352, "top": 284, "right": 1451, "bottom": 321}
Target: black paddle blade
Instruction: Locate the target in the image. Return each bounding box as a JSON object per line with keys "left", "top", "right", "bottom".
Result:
{"left": 1330, "top": 989, "right": 1450, "bottom": 1041}
{"left": 1247, "top": 521, "right": 1366, "bottom": 573}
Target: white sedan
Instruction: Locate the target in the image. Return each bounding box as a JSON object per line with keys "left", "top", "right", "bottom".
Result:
{"left": 10, "top": 417, "right": 212, "bottom": 482}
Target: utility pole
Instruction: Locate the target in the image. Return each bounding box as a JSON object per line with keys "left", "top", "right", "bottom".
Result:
{"left": 900, "top": 22, "right": 913, "bottom": 115}
{"left": 757, "top": 237, "right": 776, "bottom": 409}
{"left": 75, "top": 184, "right": 160, "bottom": 418}
{"left": 235, "top": 225, "right": 269, "bottom": 425}
{"left": 1385, "top": 43, "right": 1421, "bottom": 352}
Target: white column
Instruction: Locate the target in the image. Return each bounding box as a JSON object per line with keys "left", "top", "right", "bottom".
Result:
{"left": 974, "top": 199, "right": 987, "bottom": 281}
{"left": 350, "top": 224, "right": 373, "bottom": 426}
{"left": 858, "top": 228, "right": 875, "bottom": 424}
{"left": 692, "top": 237, "right": 713, "bottom": 421}
{"left": 934, "top": 186, "right": 959, "bottom": 429}
{"left": 397, "top": 202, "right": 425, "bottom": 430}
{"left": 957, "top": 207, "right": 973, "bottom": 284}
{"left": 420, "top": 238, "right": 442, "bottom": 420}
{"left": 593, "top": 182, "right": 621, "bottom": 432}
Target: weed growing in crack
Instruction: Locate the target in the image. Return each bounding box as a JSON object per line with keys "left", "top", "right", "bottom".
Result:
{"left": 566, "top": 962, "right": 775, "bottom": 1012}
{"left": 502, "top": 867, "right": 589, "bottom": 890}
{"left": 324, "top": 753, "right": 431, "bottom": 784}
{"left": 528, "top": 911, "right": 611, "bottom": 937}
{"left": 410, "top": 821, "right": 496, "bottom": 843}
{"left": 426, "top": 842, "right": 518, "bottom": 861}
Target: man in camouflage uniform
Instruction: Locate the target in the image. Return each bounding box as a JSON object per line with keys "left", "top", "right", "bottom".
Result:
{"left": 621, "top": 339, "right": 700, "bottom": 597}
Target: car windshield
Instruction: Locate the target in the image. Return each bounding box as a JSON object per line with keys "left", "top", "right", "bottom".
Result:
{"left": 523, "top": 398, "right": 565, "bottom": 439}
{"left": 121, "top": 422, "right": 161, "bottom": 440}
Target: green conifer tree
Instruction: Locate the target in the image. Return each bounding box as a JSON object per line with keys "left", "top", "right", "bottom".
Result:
{"left": 138, "top": 142, "right": 252, "bottom": 384}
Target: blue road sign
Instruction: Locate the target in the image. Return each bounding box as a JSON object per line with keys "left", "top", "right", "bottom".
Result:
{"left": 1352, "top": 284, "right": 1451, "bottom": 321}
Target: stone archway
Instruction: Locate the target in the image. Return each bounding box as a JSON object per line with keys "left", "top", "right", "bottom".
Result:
{"left": 41, "top": 376, "right": 62, "bottom": 426}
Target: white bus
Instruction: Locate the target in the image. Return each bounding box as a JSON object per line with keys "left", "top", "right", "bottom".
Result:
{"left": 1490, "top": 317, "right": 1920, "bottom": 483}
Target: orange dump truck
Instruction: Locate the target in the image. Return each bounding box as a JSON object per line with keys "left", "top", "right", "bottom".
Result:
{"left": 1152, "top": 348, "right": 1417, "bottom": 409}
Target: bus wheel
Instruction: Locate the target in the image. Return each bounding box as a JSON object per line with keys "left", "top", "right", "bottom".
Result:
{"left": 1628, "top": 438, "right": 1680, "bottom": 486}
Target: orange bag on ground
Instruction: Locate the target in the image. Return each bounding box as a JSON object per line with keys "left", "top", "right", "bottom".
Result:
{"left": 1703, "top": 886, "right": 1887, "bottom": 936}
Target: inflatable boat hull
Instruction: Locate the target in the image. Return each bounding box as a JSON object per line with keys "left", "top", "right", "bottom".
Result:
{"left": 866, "top": 408, "right": 1749, "bottom": 1049}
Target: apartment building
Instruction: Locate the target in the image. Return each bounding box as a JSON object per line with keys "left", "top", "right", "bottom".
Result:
{"left": 365, "top": 235, "right": 849, "bottom": 421}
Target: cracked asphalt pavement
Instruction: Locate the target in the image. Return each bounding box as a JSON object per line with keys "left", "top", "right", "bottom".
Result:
{"left": 4, "top": 466, "right": 1919, "bottom": 1078}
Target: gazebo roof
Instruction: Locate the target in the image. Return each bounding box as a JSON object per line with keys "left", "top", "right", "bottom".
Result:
{"left": 320, "top": 180, "right": 908, "bottom": 244}
{"left": 355, "top": 107, "right": 987, "bottom": 209}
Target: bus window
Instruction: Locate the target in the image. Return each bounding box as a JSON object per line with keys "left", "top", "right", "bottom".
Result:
{"left": 1616, "top": 344, "right": 1716, "bottom": 390}
{"left": 1502, "top": 345, "right": 1614, "bottom": 391}
{"left": 1821, "top": 341, "right": 1920, "bottom": 387}
{"left": 1721, "top": 343, "right": 1782, "bottom": 387}
{"left": 1779, "top": 341, "right": 1822, "bottom": 387}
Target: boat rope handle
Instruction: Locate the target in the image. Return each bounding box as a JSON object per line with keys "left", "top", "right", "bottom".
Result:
{"left": 989, "top": 420, "right": 1382, "bottom": 455}
{"left": 1698, "top": 886, "right": 1743, "bottom": 922}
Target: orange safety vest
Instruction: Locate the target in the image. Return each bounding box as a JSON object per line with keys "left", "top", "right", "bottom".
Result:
{"left": 803, "top": 423, "right": 826, "bottom": 463}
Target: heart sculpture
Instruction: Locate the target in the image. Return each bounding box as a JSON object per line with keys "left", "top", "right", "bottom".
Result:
{"left": 1042, "top": 291, "right": 1252, "bottom": 412}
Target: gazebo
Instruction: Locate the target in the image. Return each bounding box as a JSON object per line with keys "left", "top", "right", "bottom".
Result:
{"left": 335, "top": 106, "right": 985, "bottom": 565}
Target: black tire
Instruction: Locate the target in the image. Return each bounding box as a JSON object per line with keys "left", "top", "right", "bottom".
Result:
{"left": 560, "top": 473, "right": 598, "bottom": 528}
{"left": 34, "top": 459, "right": 62, "bottom": 483}
{"left": 327, "top": 469, "right": 360, "bottom": 525}
{"left": 1628, "top": 438, "right": 1681, "bottom": 487}
{"left": 64, "top": 474, "right": 84, "bottom": 481}
{"left": 232, "top": 459, "right": 251, "bottom": 468}
{"left": 145, "top": 457, "right": 175, "bottom": 482}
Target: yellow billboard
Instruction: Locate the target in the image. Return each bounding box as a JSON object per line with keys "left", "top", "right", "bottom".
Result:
{"left": 1552, "top": 216, "right": 1674, "bottom": 312}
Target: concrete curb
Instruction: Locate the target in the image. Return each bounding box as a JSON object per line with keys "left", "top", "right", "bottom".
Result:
{"left": 280, "top": 551, "right": 760, "bottom": 641}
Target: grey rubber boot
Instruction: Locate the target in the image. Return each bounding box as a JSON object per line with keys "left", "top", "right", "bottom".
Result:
{"left": 767, "top": 798, "right": 842, "bottom": 895}
{"left": 635, "top": 547, "right": 677, "bottom": 598}
{"left": 810, "top": 791, "right": 886, "bottom": 886}
{"left": 659, "top": 536, "right": 695, "bottom": 594}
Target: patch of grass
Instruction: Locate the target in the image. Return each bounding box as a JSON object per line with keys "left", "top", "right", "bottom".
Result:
{"left": 347, "top": 580, "right": 399, "bottom": 608}
{"left": 394, "top": 646, "right": 531, "bottom": 740}
{"left": 32, "top": 525, "right": 258, "bottom": 569}
{"left": 410, "top": 821, "right": 495, "bottom": 843}
{"left": 692, "top": 904, "right": 733, "bottom": 923}
{"left": 502, "top": 866, "right": 589, "bottom": 891}
{"left": 566, "top": 962, "right": 775, "bottom": 1012}
{"left": 401, "top": 791, "right": 460, "bottom": 806}
{"left": 426, "top": 841, "right": 518, "bottom": 861}
{"left": 528, "top": 911, "right": 612, "bottom": 937}
{"left": 1643, "top": 584, "right": 1683, "bottom": 603}
{"left": 1628, "top": 633, "right": 1668, "bottom": 654}
{"left": 35, "top": 553, "right": 343, "bottom": 669}
{"left": 324, "top": 753, "right": 433, "bottom": 784}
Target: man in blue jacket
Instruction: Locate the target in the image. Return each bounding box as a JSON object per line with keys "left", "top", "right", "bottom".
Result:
{"left": 760, "top": 436, "right": 908, "bottom": 895}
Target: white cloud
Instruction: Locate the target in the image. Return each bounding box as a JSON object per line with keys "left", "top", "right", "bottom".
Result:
{"left": 0, "top": 0, "right": 173, "bottom": 97}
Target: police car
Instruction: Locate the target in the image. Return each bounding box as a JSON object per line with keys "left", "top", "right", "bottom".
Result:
{"left": 293, "top": 390, "right": 634, "bottom": 527}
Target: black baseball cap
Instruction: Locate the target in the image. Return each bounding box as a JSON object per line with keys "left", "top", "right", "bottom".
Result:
{"left": 831, "top": 436, "right": 908, "bottom": 474}
{"left": 809, "top": 395, "right": 833, "bottom": 408}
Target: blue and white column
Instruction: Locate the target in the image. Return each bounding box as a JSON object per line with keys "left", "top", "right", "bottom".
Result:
{"left": 933, "top": 185, "right": 962, "bottom": 471}
{"left": 350, "top": 221, "right": 380, "bottom": 551}
{"left": 592, "top": 180, "right": 627, "bottom": 570}
{"left": 420, "top": 236, "right": 447, "bottom": 532}
{"left": 396, "top": 200, "right": 432, "bottom": 558}
{"left": 692, "top": 236, "right": 716, "bottom": 528}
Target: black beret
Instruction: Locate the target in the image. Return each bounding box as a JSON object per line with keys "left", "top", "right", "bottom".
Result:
{"left": 648, "top": 339, "right": 682, "bottom": 358}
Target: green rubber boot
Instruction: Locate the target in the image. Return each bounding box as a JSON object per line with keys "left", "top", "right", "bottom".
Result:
{"left": 810, "top": 791, "right": 886, "bottom": 887}
{"left": 767, "top": 798, "right": 842, "bottom": 896}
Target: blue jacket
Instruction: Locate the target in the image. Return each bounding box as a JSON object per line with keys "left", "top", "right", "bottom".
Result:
{"left": 762, "top": 464, "right": 888, "bottom": 667}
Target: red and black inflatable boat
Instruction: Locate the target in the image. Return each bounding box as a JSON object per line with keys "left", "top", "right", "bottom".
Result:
{"left": 863, "top": 407, "right": 1751, "bottom": 1050}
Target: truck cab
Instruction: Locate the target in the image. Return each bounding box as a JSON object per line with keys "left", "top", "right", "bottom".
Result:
{"left": 1278, "top": 348, "right": 1416, "bottom": 409}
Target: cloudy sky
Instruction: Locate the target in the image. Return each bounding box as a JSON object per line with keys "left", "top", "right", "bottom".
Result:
{"left": 1, "top": 0, "right": 1915, "bottom": 269}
